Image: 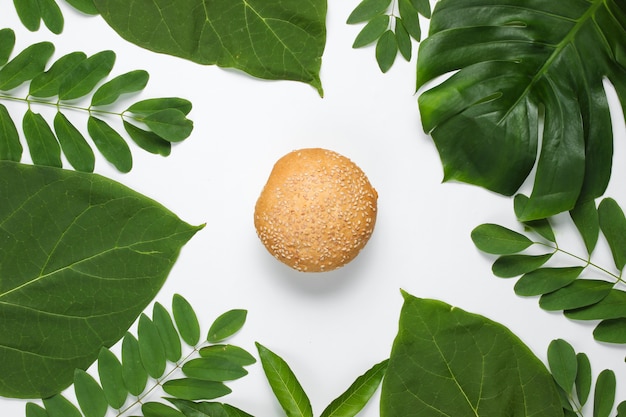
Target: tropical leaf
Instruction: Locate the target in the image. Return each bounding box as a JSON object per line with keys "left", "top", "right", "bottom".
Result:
{"left": 417, "top": 0, "right": 626, "bottom": 220}
{"left": 92, "top": 0, "right": 327, "bottom": 95}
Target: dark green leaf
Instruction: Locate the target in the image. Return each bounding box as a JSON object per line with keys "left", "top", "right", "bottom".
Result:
{"left": 87, "top": 115, "right": 132, "bottom": 172}
{"left": 598, "top": 198, "right": 626, "bottom": 271}
{"left": 593, "top": 369, "right": 616, "bottom": 417}
{"left": 547, "top": 339, "right": 577, "bottom": 394}
{"left": 565, "top": 289, "right": 626, "bottom": 320}
{"left": 39, "top": 0, "right": 64, "bottom": 34}
{"left": 320, "top": 359, "right": 388, "bottom": 417}
{"left": 491, "top": 253, "right": 552, "bottom": 278}
{"left": 376, "top": 30, "right": 397, "bottom": 73}
{"left": 91, "top": 70, "right": 149, "bottom": 107}
{"left": 0, "top": 103, "right": 22, "bottom": 161}
{"left": 569, "top": 200, "right": 599, "bottom": 255}
{"left": 142, "top": 402, "right": 186, "bottom": 417}
{"left": 74, "top": 369, "right": 108, "bottom": 417}
{"left": 352, "top": 14, "right": 389, "bottom": 48}
{"left": 198, "top": 344, "right": 256, "bottom": 366}
{"left": 347, "top": 0, "right": 391, "bottom": 24}
{"left": 13, "top": 0, "right": 41, "bottom": 31}
{"left": 514, "top": 267, "right": 583, "bottom": 297}
{"left": 380, "top": 292, "right": 562, "bottom": 417}
{"left": 53, "top": 111, "right": 95, "bottom": 172}
{"left": 59, "top": 50, "right": 116, "bottom": 100}
{"left": 395, "top": 19, "right": 412, "bottom": 61}
{"left": 182, "top": 357, "right": 248, "bottom": 382}
{"left": 515, "top": 197, "right": 556, "bottom": 242}
{"left": 539, "top": 279, "right": 613, "bottom": 311}
{"left": 98, "top": 347, "right": 127, "bottom": 409}
{"left": 23, "top": 109, "right": 62, "bottom": 168}
{"left": 123, "top": 121, "right": 171, "bottom": 156}
{"left": 121, "top": 332, "right": 148, "bottom": 396}
{"left": 141, "top": 109, "right": 194, "bottom": 142}
{"left": 207, "top": 309, "right": 247, "bottom": 343}
{"left": 153, "top": 302, "right": 182, "bottom": 363}
{"left": 471, "top": 223, "right": 533, "bottom": 254}
{"left": 256, "top": 342, "right": 313, "bottom": 417}
{"left": 575, "top": 353, "right": 591, "bottom": 406}
{"left": 94, "top": 0, "right": 327, "bottom": 96}
{"left": 593, "top": 318, "right": 626, "bottom": 343}
{"left": 167, "top": 399, "right": 254, "bottom": 417}
{"left": 172, "top": 294, "right": 201, "bottom": 346}
{"left": 0, "top": 41, "right": 54, "bottom": 91}
{"left": 0, "top": 161, "right": 202, "bottom": 398}
{"left": 0, "top": 29, "right": 16, "bottom": 66}
{"left": 138, "top": 313, "right": 167, "bottom": 379}
{"left": 397, "top": 0, "right": 421, "bottom": 40}
{"left": 42, "top": 394, "right": 81, "bottom": 417}
{"left": 126, "top": 98, "right": 192, "bottom": 116}
{"left": 162, "top": 378, "right": 231, "bottom": 400}
{"left": 617, "top": 401, "right": 626, "bottom": 416}
{"left": 64, "top": 0, "right": 99, "bottom": 14}
{"left": 30, "top": 51, "right": 87, "bottom": 98}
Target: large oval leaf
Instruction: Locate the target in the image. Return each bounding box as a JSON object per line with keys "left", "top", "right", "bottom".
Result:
{"left": 92, "top": 0, "right": 327, "bottom": 95}
{"left": 0, "top": 161, "right": 203, "bottom": 398}
{"left": 381, "top": 291, "right": 563, "bottom": 417}
{"left": 417, "top": 0, "right": 626, "bottom": 220}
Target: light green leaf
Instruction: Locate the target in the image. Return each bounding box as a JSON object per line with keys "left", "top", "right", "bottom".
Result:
{"left": 397, "top": 0, "right": 421, "bottom": 41}
{"left": 138, "top": 313, "right": 167, "bottom": 379}
{"left": 153, "top": 302, "right": 182, "bottom": 363}
{"left": 93, "top": 0, "right": 327, "bottom": 96}
{"left": 0, "top": 41, "right": 54, "bottom": 91}
{"left": 39, "top": 0, "right": 64, "bottom": 34}
{"left": 256, "top": 342, "right": 313, "bottom": 417}
{"left": 13, "top": 0, "right": 41, "bottom": 31}
{"left": 74, "top": 369, "right": 108, "bottom": 417}
{"left": 142, "top": 402, "right": 186, "bottom": 417}
{"left": 23, "top": 109, "right": 62, "bottom": 168}
{"left": 320, "top": 359, "right": 388, "bottom": 417}
{"left": 539, "top": 279, "right": 613, "bottom": 311}
{"left": 141, "top": 109, "right": 194, "bottom": 143}
{"left": 376, "top": 30, "right": 397, "bottom": 73}
{"left": 0, "top": 103, "right": 22, "bottom": 161}
{"left": 126, "top": 98, "right": 192, "bottom": 116}
{"left": 352, "top": 15, "right": 389, "bottom": 49}
{"left": 593, "top": 318, "right": 626, "bottom": 344}
{"left": 565, "top": 289, "right": 626, "bottom": 320}
{"left": 598, "top": 198, "right": 626, "bottom": 271}
{"left": 0, "top": 29, "right": 16, "bottom": 66}
{"left": 87, "top": 115, "right": 132, "bottom": 172}
{"left": 575, "top": 353, "right": 591, "bottom": 406}
{"left": 182, "top": 357, "right": 248, "bottom": 382}
{"left": 198, "top": 344, "right": 256, "bottom": 366}
{"left": 91, "top": 70, "right": 149, "bottom": 107}
{"left": 30, "top": 51, "right": 87, "bottom": 98}
{"left": 514, "top": 267, "right": 583, "bottom": 297}
{"left": 172, "top": 293, "right": 201, "bottom": 346}
{"left": 98, "top": 348, "right": 127, "bottom": 409}
{"left": 0, "top": 161, "right": 202, "bottom": 398}
{"left": 162, "top": 378, "right": 232, "bottom": 400}
{"left": 123, "top": 121, "right": 171, "bottom": 156}
{"left": 121, "top": 332, "right": 148, "bottom": 396}
{"left": 42, "top": 394, "right": 82, "bottom": 417}
{"left": 59, "top": 50, "right": 116, "bottom": 100}
{"left": 471, "top": 223, "right": 533, "bottom": 254}
{"left": 64, "top": 0, "right": 99, "bottom": 14}
{"left": 380, "top": 292, "right": 563, "bottom": 417}
{"left": 395, "top": 19, "right": 412, "bottom": 61}
{"left": 207, "top": 309, "right": 247, "bottom": 343}
{"left": 569, "top": 200, "right": 599, "bottom": 255}
{"left": 53, "top": 111, "right": 95, "bottom": 172}
{"left": 25, "top": 402, "right": 48, "bottom": 417}
{"left": 547, "top": 339, "right": 577, "bottom": 394}
{"left": 593, "top": 369, "right": 616, "bottom": 417}
{"left": 491, "top": 253, "right": 552, "bottom": 278}
{"left": 347, "top": 0, "right": 391, "bottom": 24}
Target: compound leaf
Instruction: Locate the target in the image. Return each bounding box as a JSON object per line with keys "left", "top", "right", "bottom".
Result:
{"left": 126, "top": 98, "right": 192, "bottom": 116}
{"left": 539, "top": 279, "right": 613, "bottom": 311}
{"left": 565, "top": 289, "right": 626, "bottom": 320}
{"left": 0, "top": 41, "right": 54, "bottom": 91}
{"left": 123, "top": 121, "right": 171, "bottom": 156}
{"left": 30, "top": 51, "right": 87, "bottom": 98}
{"left": 59, "top": 50, "right": 116, "bottom": 100}
{"left": 153, "top": 302, "right": 182, "bottom": 363}
{"left": 141, "top": 109, "right": 193, "bottom": 143}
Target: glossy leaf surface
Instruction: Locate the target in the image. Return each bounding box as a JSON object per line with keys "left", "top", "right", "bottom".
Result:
{"left": 0, "top": 161, "right": 202, "bottom": 398}
{"left": 93, "top": 0, "right": 327, "bottom": 95}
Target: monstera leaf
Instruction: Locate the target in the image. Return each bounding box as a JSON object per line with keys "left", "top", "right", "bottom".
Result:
{"left": 416, "top": 0, "right": 626, "bottom": 221}
{"left": 0, "top": 161, "right": 203, "bottom": 399}
{"left": 92, "top": 0, "right": 327, "bottom": 96}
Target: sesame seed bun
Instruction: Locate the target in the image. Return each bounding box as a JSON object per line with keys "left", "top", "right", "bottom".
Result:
{"left": 254, "top": 148, "right": 377, "bottom": 272}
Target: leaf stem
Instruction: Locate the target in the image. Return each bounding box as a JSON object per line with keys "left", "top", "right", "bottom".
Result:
{"left": 0, "top": 94, "right": 124, "bottom": 118}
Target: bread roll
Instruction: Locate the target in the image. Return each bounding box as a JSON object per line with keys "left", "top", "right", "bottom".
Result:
{"left": 254, "top": 148, "right": 377, "bottom": 272}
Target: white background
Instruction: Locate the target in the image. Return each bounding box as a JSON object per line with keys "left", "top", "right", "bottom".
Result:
{"left": 2, "top": 1, "right": 626, "bottom": 416}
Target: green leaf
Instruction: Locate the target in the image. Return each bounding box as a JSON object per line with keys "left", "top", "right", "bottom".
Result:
{"left": 593, "top": 318, "right": 626, "bottom": 344}
{"left": 172, "top": 294, "right": 201, "bottom": 346}
{"left": 575, "top": 353, "right": 592, "bottom": 406}
{"left": 547, "top": 339, "right": 577, "bottom": 394}
{"left": 25, "top": 402, "right": 48, "bottom": 417}
{"left": 13, "top": 0, "right": 41, "bottom": 31}
{"left": 397, "top": 0, "right": 421, "bottom": 41}
{"left": 539, "top": 279, "right": 613, "bottom": 311}
{"left": 598, "top": 198, "right": 626, "bottom": 271}
{"left": 93, "top": 0, "right": 327, "bottom": 96}
{"left": 87, "top": 115, "right": 133, "bottom": 172}
{"left": 162, "top": 378, "right": 232, "bottom": 400}
{"left": 123, "top": 121, "right": 171, "bottom": 156}
{"left": 126, "top": 98, "right": 192, "bottom": 116}
{"left": 0, "top": 161, "right": 202, "bottom": 398}
{"left": 167, "top": 399, "right": 254, "bottom": 417}
{"left": 347, "top": 0, "right": 391, "bottom": 24}
{"left": 39, "top": 0, "right": 64, "bottom": 34}
{"left": 91, "top": 70, "right": 149, "bottom": 106}
{"left": 64, "top": 0, "right": 99, "bottom": 14}
{"left": 98, "top": 347, "right": 127, "bottom": 409}
{"left": 198, "top": 344, "right": 256, "bottom": 366}
{"left": 320, "top": 359, "right": 388, "bottom": 417}
{"left": 514, "top": 267, "right": 583, "bottom": 297}
{"left": 411, "top": 0, "right": 430, "bottom": 18}
{"left": 23, "top": 109, "right": 62, "bottom": 168}
{"left": 352, "top": 14, "right": 389, "bottom": 49}
{"left": 182, "top": 357, "right": 248, "bottom": 382}
{"left": 53, "top": 111, "right": 95, "bottom": 172}
{"left": 593, "top": 369, "right": 616, "bottom": 417}
{"left": 138, "top": 313, "right": 167, "bottom": 379}
{"left": 617, "top": 401, "right": 626, "bottom": 416}
{"left": 207, "top": 309, "right": 247, "bottom": 343}
{"left": 491, "top": 253, "right": 552, "bottom": 278}
{"left": 416, "top": 0, "right": 623, "bottom": 220}
{"left": 142, "top": 402, "right": 186, "bottom": 417}
{"left": 153, "top": 302, "right": 182, "bottom": 363}
{"left": 42, "top": 394, "right": 82, "bottom": 417}
{"left": 30, "top": 51, "right": 87, "bottom": 98}
{"left": 59, "top": 50, "right": 116, "bottom": 100}
{"left": 565, "top": 289, "right": 626, "bottom": 320}
{"left": 395, "top": 19, "right": 412, "bottom": 61}
{"left": 141, "top": 109, "right": 194, "bottom": 143}
{"left": 121, "top": 332, "right": 148, "bottom": 396}
{"left": 381, "top": 292, "right": 562, "bottom": 417}
{"left": 0, "top": 41, "right": 54, "bottom": 91}
{"left": 569, "top": 200, "right": 599, "bottom": 255}
{"left": 0, "top": 29, "right": 16, "bottom": 66}
{"left": 375, "top": 30, "right": 397, "bottom": 73}
{"left": 0, "top": 103, "right": 22, "bottom": 161}
{"left": 471, "top": 223, "right": 533, "bottom": 254}
{"left": 515, "top": 196, "right": 556, "bottom": 242}
{"left": 73, "top": 369, "right": 108, "bottom": 417}
{"left": 256, "top": 342, "right": 313, "bottom": 417}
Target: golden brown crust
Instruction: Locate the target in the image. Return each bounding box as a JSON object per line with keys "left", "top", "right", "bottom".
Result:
{"left": 254, "top": 148, "right": 377, "bottom": 272}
